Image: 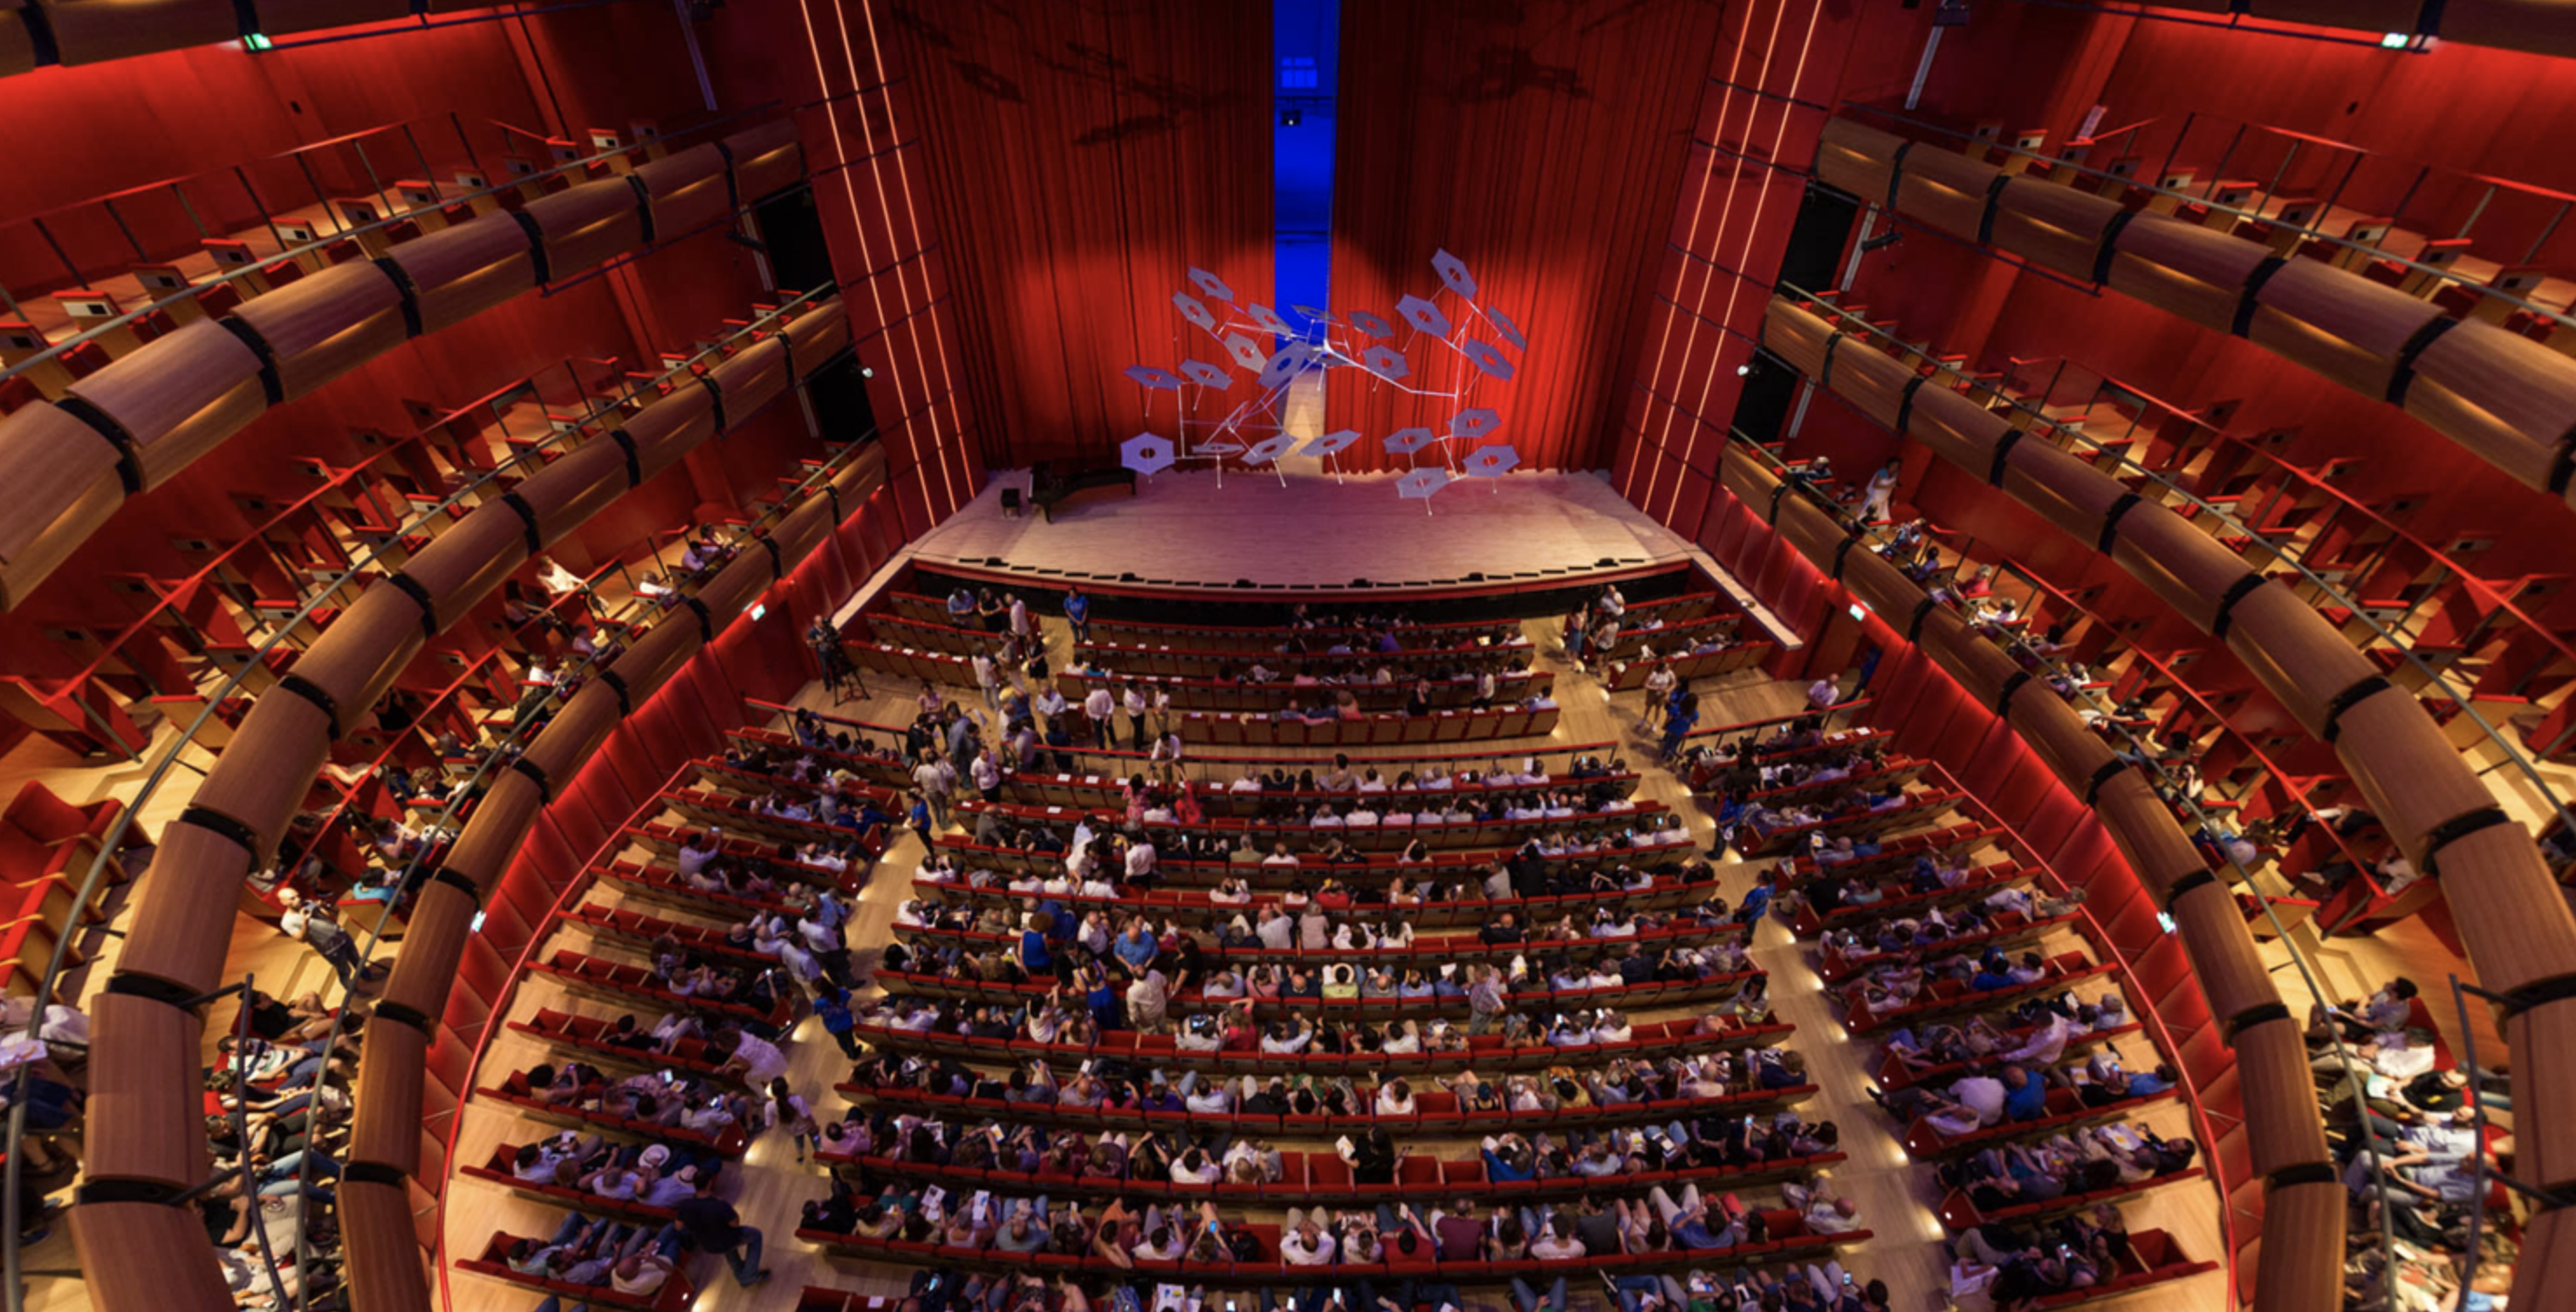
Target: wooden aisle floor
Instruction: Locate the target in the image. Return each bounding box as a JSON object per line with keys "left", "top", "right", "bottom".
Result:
{"left": 436, "top": 603, "right": 2230, "bottom": 1312}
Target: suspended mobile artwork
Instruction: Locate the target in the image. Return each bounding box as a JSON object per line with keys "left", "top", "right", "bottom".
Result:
{"left": 1113, "top": 250, "right": 1526, "bottom": 507}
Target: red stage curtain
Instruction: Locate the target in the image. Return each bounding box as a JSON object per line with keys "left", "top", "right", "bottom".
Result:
{"left": 1326, "top": 0, "right": 1732, "bottom": 475}
{"left": 883, "top": 0, "right": 1274, "bottom": 470}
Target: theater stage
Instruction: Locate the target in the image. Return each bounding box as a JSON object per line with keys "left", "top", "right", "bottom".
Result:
{"left": 921, "top": 468, "right": 1693, "bottom": 583}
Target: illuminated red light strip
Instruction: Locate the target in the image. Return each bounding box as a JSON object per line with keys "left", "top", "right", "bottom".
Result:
{"left": 1667, "top": 0, "right": 1820, "bottom": 527}
{"left": 1637, "top": 0, "right": 1783, "bottom": 517}
{"left": 793, "top": 0, "right": 913, "bottom": 477}
{"left": 858, "top": 0, "right": 974, "bottom": 517}
{"left": 1627, "top": 0, "right": 1758, "bottom": 506}
{"left": 826, "top": 0, "right": 957, "bottom": 517}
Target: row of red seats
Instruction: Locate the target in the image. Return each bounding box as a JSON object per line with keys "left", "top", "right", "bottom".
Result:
{"left": 823, "top": 1144, "right": 1848, "bottom": 1207}
{"left": 834, "top": 1077, "right": 1823, "bottom": 1136}
{"left": 849, "top": 1008, "right": 1787, "bottom": 1076}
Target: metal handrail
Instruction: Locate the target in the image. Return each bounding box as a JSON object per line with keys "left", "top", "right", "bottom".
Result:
{"left": 1738, "top": 435, "right": 2405, "bottom": 1297}
{"left": 0, "top": 99, "right": 784, "bottom": 385}
{"left": 0, "top": 284, "right": 833, "bottom": 1312}
{"left": 1776, "top": 287, "right": 2576, "bottom": 861}
{"left": 1836, "top": 101, "right": 2576, "bottom": 334}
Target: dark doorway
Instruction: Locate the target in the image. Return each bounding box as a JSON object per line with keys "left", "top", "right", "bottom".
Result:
{"left": 752, "top": 186, "right": 836, "bottom": 295}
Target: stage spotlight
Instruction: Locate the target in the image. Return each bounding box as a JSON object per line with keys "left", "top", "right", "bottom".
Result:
{"left": 1280, "top": 106, "right": 1303, "bottom": 126}
{"left": 1736, "top": 364, "right": 1752, "bottom": 377}
{"left": 1860, "top": 229, "right": 1902, "bottom": 253}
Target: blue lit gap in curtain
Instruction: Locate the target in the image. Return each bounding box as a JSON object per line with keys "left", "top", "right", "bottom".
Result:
{"left": 1276, "top": 0, "right": 1340, "bottom": 357}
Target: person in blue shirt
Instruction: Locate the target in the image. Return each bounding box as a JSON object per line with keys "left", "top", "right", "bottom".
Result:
{"left": 1731, "top": 870, "right": 1774, "bottom": 926}
{"left": 1111, "top": 923, "right": 1161, "bottom": 975}
{"left": 1970, "top": 951, "right": 2017, "bottom": 991}
{"left": 1062, "top": 585, "right": 1090, "bottom": 645}
{"left": 1659, "top": 692, "right": 1699, "bottom": 762}
{"left": 2124, "top": 1063, "right": 2177, "bottom": 1097}
{"left": 1016, "top": 913, "right": 1055, "bottom": 979}
{"left": 2000, "top": 1064, "right": 2048, "bottom": 1121}
{"left": 812, "top": 985, "right": 861, "bottom": 1058}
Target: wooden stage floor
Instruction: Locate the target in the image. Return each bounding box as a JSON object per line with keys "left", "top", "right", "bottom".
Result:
{"left": 910, "top": 468, "right": 1700, "bottom": 590}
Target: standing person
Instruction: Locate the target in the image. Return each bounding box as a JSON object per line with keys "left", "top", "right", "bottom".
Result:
{"left": 1660, "top": 692, "right": 1700, "bottom": 762}
{"left": 1121, "top": 683, "right": 1149, "bottom": 752}
{"left": 1860, "top": 459, "right": 1900, "bottom": 524}
{"left": 1063, "top": 584, "right": 1091, "bottom": 646}
{"left": 277, "top": 890, "right": 371, "bottom": 993}
{"left": 1807, "top": 674, "right": 1840, "bottom": 711}
{"left": 970, "top": 746, "right": 1004, "bottom": 803}
{"left": 1639, "top": 661, "right": 1678, "bottom": 732}
{"left": 911, "top": 750, "right": 956, "bottom": 829}
{"left": 1563, "top": 602, "right": 1591, "bottom": 665}
{"left": 766, "top": 1077, "right": 820, "bottom": 1164}
{"left": 1083, "top": 682, "right": 1117, "bottom": 750}
{"left": 674, "top": 1173, "right": 770, "bottom": 1287}
{"left": 972, "top": 648, "right": 1003, "bottom": 713}
{"left": 812, "top": 984, "right": 864, "bottom": 1059}
{"left": 1007, "top": 592, "right": 1032, "bottom": 647}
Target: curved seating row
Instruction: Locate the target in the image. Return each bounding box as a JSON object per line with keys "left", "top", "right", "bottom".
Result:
{"left": 1730, "top": 786, "right": 1961, "bottom": 858}
{"left": 1770, "top": 817, "right": 1997, "bottom": 887}
{"left": 851, "top": 1010, "right": 1792, "bottom": 1077}
{"left": 1718, "top": 757, "right": 1922, "bottom": 813}
{"left": 1600, "top": 639, "right": 1772, "bottom": 689}
{"left": 596, "top": 856, "right": 806, "bottom": 919}
{"left": 1072, "top": 634, "right": 1543, "bottom": 679}
{"left": 882, "top": 591, "right": 1525, "bottom": 647}
{"left": 462, "top": 1142, "right": 685, "bottom": 1224}
{"left": 834, "top": 1076, "right": 1823, "bottom": 1136}
{"left": 1899, "top": 1085, "right": 2184, "bottom": 1158}
{"left": 893, "top": 909, "right": 1740, "bottom": 970}
{"left": 875, "top": 965, "right": 1758, "bottom": 1027}
{"left": 797, "top": 1213, "right": 1869, "bottom": 1285}
{"left": 1714, "top": 448, "right": 2352, "bottom": 1307}
{"left": 476, "top": 1069, "right": 750, "bottom": 1158}
{"left": 561, "top": 900, "right": 775, "bottom": 966}
{"left": 758, "top": 708, "right": 1624, "bottom": 776}
{"left": 845, "top": 646, "right": 1565, "bottom": 742}
{"left": 1812, "top": 115, "right": 2576, "bottom": 513}
{"left": 505, "top": 1007, "right": 736, "bottom": 1082}
{"left": 71, "top": 322, "right": 880, "bottom": 1310}
{"left": 907, "top": 871, "right": 1726, "bottom": 931}
{"left": 458, "top": 1230, "right": 695, "bottom": 1312}
{"left": 733, "top": 725, "right": 1642, "bottom": 815}
{"left": 1935, "top": 1165, "right": 2207, "bottom": 1233}
{"left": 0, "top": 117, "right": 805, "bottom": 610}
{"left": 925, "top": 844, "right": 1704, "bottom": 893}
{"left": 942, "top": 796, "right": 1672, "bottom": 854}
{"left": 1872, "top": 1020, "right": 2146, "bottom": 1094}
{"left": 621, "top": 819, "right": 860, "bottom": 892}
{"left": 901, "top": 897, "right": 1730, "bottom": 959}
{"left": 462, "top": 1143, "right": 684, "bottom": 1225}
{"left": 1841, "top": 950, "right": 2108, "bottom": 1034}
{"left": 1053, "top": 667, "right": 1555, "bottom": 715}
{"left": 1816, "top": 906, "right": 2078, "bottom": 985}
{"left": 530, "top": 946, "right": 798, "bottom": 1030}
{"left": 818, "top": 1144, "right": 1847, "bottom": 1206}
{"left": 1786, "top": 858, "right": 2036, "bottom": 937}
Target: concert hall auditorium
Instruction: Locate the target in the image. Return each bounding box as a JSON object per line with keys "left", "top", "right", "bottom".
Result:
{"left": 1, "top": 3, "right": 2569, "bottom": 1312}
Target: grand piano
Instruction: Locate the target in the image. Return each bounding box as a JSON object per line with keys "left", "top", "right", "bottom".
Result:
{"left": 1030, "top": 460, "right": 1138, "bottom": 522}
